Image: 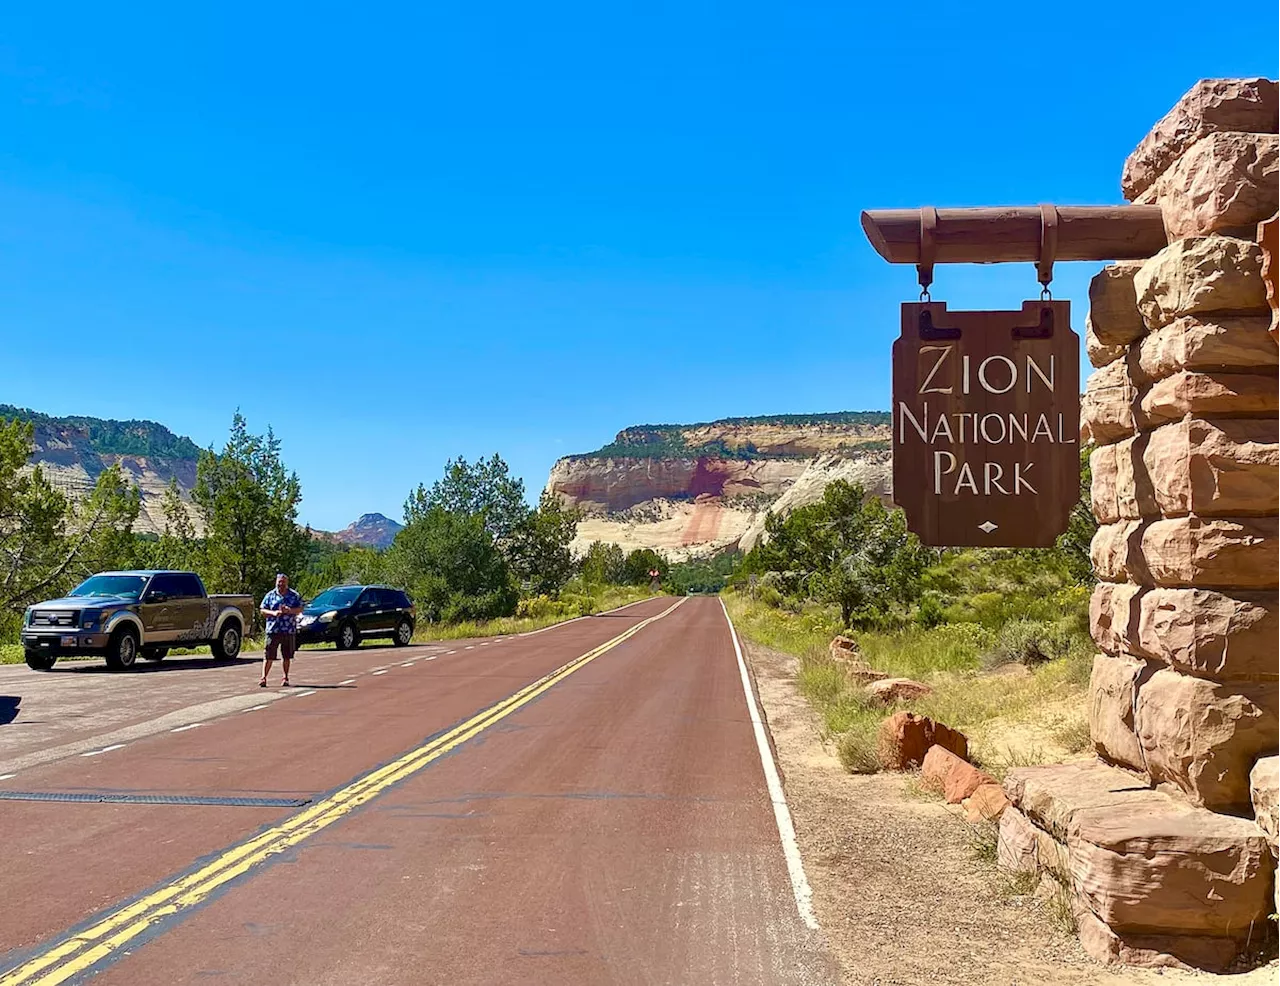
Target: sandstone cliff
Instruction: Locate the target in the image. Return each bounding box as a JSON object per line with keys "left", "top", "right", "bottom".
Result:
{"left": 5, "top": 405, "right": 204, "bottom": 537}
{"left": 546, "top": 412, "right": 892, "bottom": 560}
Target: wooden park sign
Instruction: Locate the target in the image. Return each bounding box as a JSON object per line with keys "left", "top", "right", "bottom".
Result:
{"left": 863, "top": 203, "right": 1166, "bottom": 548}
{"left": 892, "top": 301, "right": 1078, "bottom": 546}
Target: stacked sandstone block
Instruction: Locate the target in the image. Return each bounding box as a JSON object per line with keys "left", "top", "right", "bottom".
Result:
{"left": 999, "top": 78, "right": 1280, "bottom": 972}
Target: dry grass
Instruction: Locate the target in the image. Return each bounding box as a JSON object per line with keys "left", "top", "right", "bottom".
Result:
{"left": 723, "top": 591, "right": 1092, "bottom": 771}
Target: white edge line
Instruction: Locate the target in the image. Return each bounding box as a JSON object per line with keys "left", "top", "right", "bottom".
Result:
{"left": 372, "top": 670, "right": 389, "bottom": 676}
{"left": 170, "top": 723, "right": 203, "bottom": 733}
{"left": 339, "top": 678, "right": 356, "bottom": 686}
{"left": 245, "top": 704, "right": 269, "bottom": 713}
{"left": 81, "top": 743, "right": 127, "bottom": 758}
{"left": 720, "top": 597, "right": 819, "bottom": 931}
{"left": 295, "top": 690, "right": 317, "bottom": 697}
{"left": 0, "top": 773, "right": 15, "bottom": 781}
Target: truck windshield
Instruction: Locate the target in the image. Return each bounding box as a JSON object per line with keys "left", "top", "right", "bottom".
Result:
{"left": 68, "top": 575, "right": 149, "bottom": 599}
{"left": 310, "top": 586, "right": 364, "bottom": 608}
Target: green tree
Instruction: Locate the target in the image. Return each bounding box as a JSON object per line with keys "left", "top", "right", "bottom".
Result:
{"left": 742, "top": 480, "right": 927, "bottom": 628}
{"left": 384, "top": 506, "right": 517, "bottom": 622}
{"left": 507, "top": 491, "right": 579, "bottom": 597}
{"left": 1054, "top": 447, "right": 1097, "bottom": 583}
{"left": 580, "top": 541, "right": 626, "bottom": 586}
{"left": 67, "top": 464, "right": 144, "bottom": 578}
{"left": 405, "top": 454, "right": 528, "bottom": 547}
{"left": 146, "top": 480, "right": 202, "bottom": 573}
{"left": 193, "top": 413, "right": 308, "bottom": 600}
{"left": 622, "top": 548, "right": 667, "bottom": 585}
{"left": 0, "top": 418, "right": 141, "bottom": 615}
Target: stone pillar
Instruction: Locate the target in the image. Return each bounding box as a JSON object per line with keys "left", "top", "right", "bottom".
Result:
{"left": 1000, "top": 78, "right": 1280, "bottom": 972}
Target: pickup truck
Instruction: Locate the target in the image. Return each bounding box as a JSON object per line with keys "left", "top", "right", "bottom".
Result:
{"left": 21, "top": 570, "right": 256, "bottom": 671}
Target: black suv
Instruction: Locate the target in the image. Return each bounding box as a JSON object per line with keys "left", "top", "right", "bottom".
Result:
{"left": 296, "top": 585, "right": 416, "bottom": 649}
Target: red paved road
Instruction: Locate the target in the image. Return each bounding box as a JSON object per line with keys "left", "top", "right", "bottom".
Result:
{"left": 0, "top": 596, "right": 835, "bottom": 985}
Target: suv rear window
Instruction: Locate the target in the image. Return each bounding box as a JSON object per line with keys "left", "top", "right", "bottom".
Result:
{"left": 374, "top": 588, "right": 404, "bottom": 608}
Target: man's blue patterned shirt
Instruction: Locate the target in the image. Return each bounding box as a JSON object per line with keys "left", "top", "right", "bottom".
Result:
{"left": 261, "top": 588, "right": 303, "bottom": 635}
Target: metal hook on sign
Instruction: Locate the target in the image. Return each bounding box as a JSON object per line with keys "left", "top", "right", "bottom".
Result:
{"left": 917, "top": 206, "right": 937, "bottom": 302}
{"left": 1037, "top": 203, "right": 1058, "bottom": 300}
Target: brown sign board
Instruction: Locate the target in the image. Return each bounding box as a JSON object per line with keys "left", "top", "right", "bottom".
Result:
{"left": 892, "top": 301, "right": 1080, "bottom": 548}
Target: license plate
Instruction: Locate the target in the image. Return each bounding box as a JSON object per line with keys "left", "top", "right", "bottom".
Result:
{"left": 61, "top": 635, "right": 77, "bottom": 647}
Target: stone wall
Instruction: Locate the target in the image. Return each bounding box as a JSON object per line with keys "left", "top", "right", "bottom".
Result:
{"left": 1001, "top": 77, "right": 1279, "bottom": 972}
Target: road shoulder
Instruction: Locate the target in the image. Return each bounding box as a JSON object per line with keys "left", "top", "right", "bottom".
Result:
{"left": 739, "top": 637, "right": 1276, "bottom": 986}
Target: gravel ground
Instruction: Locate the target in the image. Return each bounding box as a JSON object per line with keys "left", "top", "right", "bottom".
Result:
{"left": 742, "top": 638, "right": 1278, "bottom": 986}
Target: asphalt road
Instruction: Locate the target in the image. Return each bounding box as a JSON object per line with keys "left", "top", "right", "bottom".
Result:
{"left": 0, "top": 596, "right": 837, "bottom": 986}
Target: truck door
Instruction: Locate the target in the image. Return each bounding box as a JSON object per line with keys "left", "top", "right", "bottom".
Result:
{"left": 139, "top": 574, "right": 181, "bottom": 642}
{"left": 171, "top": 573, "right": 213, "bottom": 643}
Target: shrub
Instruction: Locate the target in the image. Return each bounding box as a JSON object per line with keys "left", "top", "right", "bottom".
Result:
{"left": 986, "top": 619, "right": 1073, "bottom": 667}
{"left": 837, "top": 726, "right": 882, "bottom": 774}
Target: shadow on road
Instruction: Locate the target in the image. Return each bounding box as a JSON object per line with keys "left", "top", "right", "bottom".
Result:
{"left": 0, "top": 695, "right": 19, "bottom": 724}
{"left": 56, "top": 657, "right": 260, "bottom": 675}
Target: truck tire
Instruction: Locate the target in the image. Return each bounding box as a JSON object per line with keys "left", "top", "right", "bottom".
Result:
{"left": 141, "top": 646, "right": 169, "bottom": 662}
{"left": 392, "top": 619, "right": 413, "bottom": 647}
{"left": 105, "top": 627, "right": 139, "bottom": 671}
{"left": 25, "top": 649, "right": 55, "bottom": 671}
{"left": 211, "top": 620, "right": 242, "bottom": 662}
{"left": 336, "top": 621, "right": 359, "bottom": 650}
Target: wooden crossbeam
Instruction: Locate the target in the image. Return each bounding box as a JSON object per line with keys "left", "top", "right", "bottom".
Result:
{"left": 861, "top": 206, "right": 1167, "bottom": 265}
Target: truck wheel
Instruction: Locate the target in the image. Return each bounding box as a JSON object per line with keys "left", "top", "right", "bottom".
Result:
{"left": 25, "top": 650, "right": 55, "bottom": 671}
{"left": 337, "top": 621, "right": 359, "bottom": 650}
{"left": 211, "top": 621, "right": 242, "bottom": 661}
{"left": 392, "top": 619, "right": 413, "bottom": 647}
{"left": 141, "top": 646, "right": 169, "bottom": 662}
{"left": 105, "top": 628, "right": 139, "bottom": 671}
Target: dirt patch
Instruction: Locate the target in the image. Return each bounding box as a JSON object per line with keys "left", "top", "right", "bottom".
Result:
{"left": 743, "top": 638, "right": 1278, "bottom": 986}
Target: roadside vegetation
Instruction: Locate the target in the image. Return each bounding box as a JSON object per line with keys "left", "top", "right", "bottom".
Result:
{"left": 0, "top": 407, "right": 670, "bottom": 664}
{"left": 723, "top": 463, "right": 1097, "bottom": 772}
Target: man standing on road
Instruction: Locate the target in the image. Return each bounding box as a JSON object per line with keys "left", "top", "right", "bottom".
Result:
{"left": 260, "top": 573, "right": 303, "bottom": 688}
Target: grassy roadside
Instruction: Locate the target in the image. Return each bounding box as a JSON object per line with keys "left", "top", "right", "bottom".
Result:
{"left": 722, "top": 590, "right": 1093, "bottom": 774}
{"left": 0, "top": 586, "right": 660, "bottom": 665}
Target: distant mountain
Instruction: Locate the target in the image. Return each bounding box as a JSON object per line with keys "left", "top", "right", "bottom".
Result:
{"left": 546, "top": 411, "right": 893, "bottom": 560}
{"left": 327, "top": 513, "right": 404, "bottom": 549}
{"left": 1, "top": 404, "right": 203, "bottom": 536}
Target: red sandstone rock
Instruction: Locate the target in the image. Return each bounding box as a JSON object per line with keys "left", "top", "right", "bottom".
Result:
{"left": 1134, "top": 314, "right": 1277, "bottom": 382}
{"left": 865, "top": 677, "right": 932, "bottom": 704}
{"left": 1137, "top": 588, "right": 1278, "bottom": 680}
{"left": 1122, "top": 78, "right": 1279, "bottom": 201}
{"left": 1134, "top": 237, "right": 1269, "bottom": 330}
{"left": 1086, "top": 315, "right": 1128, "bottom": 368}
{"left": 963, "top": 783, "right": 1010, "bottom": 823}
{"left": 920, "top": 746, "right": 996, "bottom": 804}
{"left": 876, "top": 712, "right": 967, "bottom": 770}
{"left": 1142, "top": 417, "right": 1278, "bottom": 518}
{"left": 1137, "top": 669, "right": 1279, "bottom": 812}
{"left": 1092, "top": 517, "right": 1280, "bottom": 589}
{"left": 1139, "top": 370, "right": 1279, "bottom": 426}
{"left": 1089, "top": 653, "right": 1147, "bottom": 772}
{"left": 1081, "top": 360, "right": 1138, "bottom": 446}
{"left": 1089, "top": 444, "right": 1120, "bottom": 525}
{"left": 1251, "top": 756, "right": 1279, "bottom": 854}
{"left": 996, "top": 806, "right": 1039, "bottom": 875}
{"left": 1154, "top": 131, "right": 1279, "bottom": 238}
{"left": 1088, "top": 262, "right": 1147, "bottom": 346}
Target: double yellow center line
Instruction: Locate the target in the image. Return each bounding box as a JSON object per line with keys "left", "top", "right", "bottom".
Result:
{"left": 2, "top": 598, "right": 685, "bottom": 986}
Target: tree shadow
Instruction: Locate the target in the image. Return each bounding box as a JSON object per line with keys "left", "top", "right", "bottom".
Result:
{"left": 58, "top": 657, "right": 260, "bottom": 675}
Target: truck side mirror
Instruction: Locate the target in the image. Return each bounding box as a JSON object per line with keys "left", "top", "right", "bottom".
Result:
{"left": 146, "top": 590, "right": 167, "bottom": 603}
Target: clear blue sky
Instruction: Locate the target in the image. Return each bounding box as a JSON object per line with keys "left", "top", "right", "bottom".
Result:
{"left": 1, "top": 3, "right": 1275, "bottom": 530}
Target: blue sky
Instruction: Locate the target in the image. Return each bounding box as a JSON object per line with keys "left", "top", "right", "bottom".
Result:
{"left": 1, "top": 3, "right": 1275, "bottom": 530}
